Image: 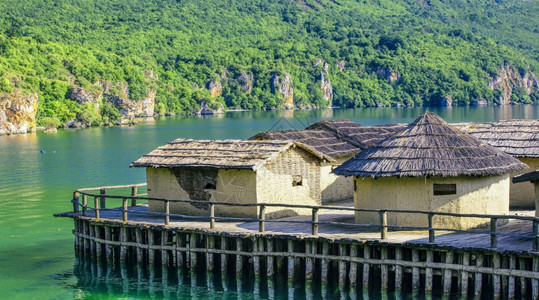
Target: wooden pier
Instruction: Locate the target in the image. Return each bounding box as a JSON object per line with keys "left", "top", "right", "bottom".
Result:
{"left": 56, "top": 184, "right": 539, "bottom": 298}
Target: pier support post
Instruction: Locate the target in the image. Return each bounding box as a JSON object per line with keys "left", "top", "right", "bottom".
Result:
{"left": 349, "top": 245, "right": 358, "bottom": 288}
{"left": 363, "top": 244, "right": 370, "bottom": 288}
{"left": 493, "top": 253, "right": 501, "bottom": 298}
{"left": 148, "top": 229, "right": 155, "bottom": 265}
{"left": 395, "top": 247, "right": 403, "bottom": 292}
{"left": 207, "top": 235, "right": 215, "bottom": 271}
{"left": 135, "top": 228, "right": 143, "bottom": 264}
{"left": 287, "top": 240, "right": 295, "bottom": 283}
{"left": 425, "top": 250, "right": 433, "bottom": 293}
{"left": 89, "top": 224, "right": 96, "bottom": 257}
{"left": 235, "top": 238, "right": 243, "bottom": 277}
{"left": 460, "top": 252, "right": 470, "bottom": 297}
{"left": 338, "top": 244, "right": 346, "bottom": 286}
{"left": 267, "top": 238, "right": 274, "bottom": 278}
{"left": 519, "top": 257, "right": 527, "bottom": 298}
{"left": 412, "top": 249, "right": 420, "bottom": 292}
{"left": 305, "top": 241, "right": 313, "bottom": 283}
{"left": 162, "top": 231, "right": 170, "bottom": 266}
{"left": 443, "top": 251, "right": 453, "bottom": 295}
{"left": 508, "top": 255, "right": 516, "bottom": 299}
{"left": 533, "top": 257, "right": 539, "bottom": 300}
{"left": 321, "top": 242, "right": 329, "bottom": 286}
{"left": 189, "top": 233, "right": 197, "bottom": 270}
{"left": 105, "top": 226, "right": 113, "bottom": 263}
{"left": 474, "top": 254, "right": 484, "bottom": 297}
{"left": 221, "top": 236, "right": 227, "bottom": 275}
{"left": 120, "top": 226, "right": 128, "bottom": 262}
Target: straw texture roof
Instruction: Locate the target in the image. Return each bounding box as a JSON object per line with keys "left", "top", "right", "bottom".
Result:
{"left": 454, "top": 119, "right": 539, "bottom": 158}
{"left": 251, "top": 120, "right": 404, "bottom": 159}
{"left": 131, "top": 139, "right": 333, "bottom": 170}
{"left": 250, "top": 129, "right": 362, "bottom": 159}
{"left": 333, "top": 112, "right": 528, "bottom": 178}
{"left": 512, "top": 170, "right": 539, "bottom": 183}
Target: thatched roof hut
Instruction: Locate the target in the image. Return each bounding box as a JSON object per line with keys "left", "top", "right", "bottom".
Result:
{"left": 131, "top": 139, "right": 334, "bottom": 169}
{"left": 334, "top": 112, "right": 527, "bottom": 178}
{"left": 132, "top": 139, "right": 333, "bottom": 218}
{"left": 333, "top": 112, "right": 528, "bottom": 229}
{"left": 513, "top": 170, "right": 539, "bottom": 183}
{"left": 455, "top": 119, "right": 539, "bottom": 158}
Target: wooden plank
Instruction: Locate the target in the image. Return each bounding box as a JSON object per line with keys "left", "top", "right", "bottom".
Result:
{"left": 189, "top": 233, "right": 196, "bottom": 270}
{"left": 287, "top": 240, "right": 295, "bottom": 282}
{"left": 236, "top": 238, "right": 243, "bottom": 276}
{"left": 519, "top": 257, "right": 527, "bottom": 299}
{"left": 105, "top": 226, "right": 113, "bottom": 263}
{"left": 533, "top": 257, "right": 539, "bottom": 300}
{"left": 349, "top": 245, "right": 358, "bottom": 288}
{"left": 221, "top": 236, "right": 227, "bottom": 275}
{"left": 338, "top": 244, "right": 346, "bottom": 285}
{"left": 207, "top": 235, "right": 215, "bottom": 271}
{"left": 321, "top": 242, "right": 329, "bottom": 285}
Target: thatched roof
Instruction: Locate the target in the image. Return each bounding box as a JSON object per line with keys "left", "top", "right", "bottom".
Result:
{"left": 333, "top": 112, "right": 528, "bottom": 178}
{"left": 251, "top": 120, "right": 405, "bottom": 159}
{"left": 131, "top": 139, "right": 334, "bottom": 170}
{"left": 454, "top": 119, "right": 539, "bottom": 158}
{"left": 250, "top": 129, "right": 362, "bottom": 159}
{"left": 306, "top": 119, "right": 406, "bottom": 148}
{"left": 512, "top": 170, "right": 539, "bottom": 183}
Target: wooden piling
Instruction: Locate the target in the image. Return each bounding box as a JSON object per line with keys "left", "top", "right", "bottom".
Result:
{"left": 120, "top": 226, "right": 128, "bottom": 262}
{"left": 131, "top": 185, "right": 137, "bottom": 206}
{"left": 148, "top": 229, "right": 155, "bottom": 265}
{"left": 460, "top": 252, "right": 470, "bottom": 297}
{"left": 349, "top": 245, "right": 358, "bottom": 288}
{"left": 135, "top": 228, "right": 143, "bottom": 264}
{"left": 162, "top": 231, "right": 170, "bottom": 266}
{"left": 305, "top": 241, "right": 313, "bottom": 282}
{"left": 321, "top": 242, "right": 329, "bottom": 285}
{"left": 363, "top": 244, "right": 370, "bottom": 288}
{"left": 533, "top": 257, "right": 538, "bottom": 299}
{"left": 519, "top": 257, "right": 527, "bottom": 298}
{"left": 443, "top": 251, "right": 453, "bottom": 295}
{"left": 380, "top": 246, "right": 388, "bottom": 289}
{"left": 287, "top": 240, "right": 294, "bottom": 282}
{"left": 266, "top": 239, "right": 274, "bottom": 277}
{"left": 425, "top": 250, "right": 433, "bottom": 293}
{"left": 338, "top": 244, "right": 346, "bottom": 285}
{"left": 221, "top": 236, "right": 227, "bottom": 275}
{"left": 189, "top": 233, "right": 196, "bottom": 269}
{"left": 508, "top": 255, "right": 516, "bottom": 299}
{"left": 474, "top": 254, "right": 484, "bottom": 297}
{"left": 493, "top": 253, "right": 501, "bottom": 298}
{"left": 105, "top": 226, "right": 113, "bottom": 262}
{"left": 99, "top": 188, "right": 106, "bottom": 209}
{"left": 395, "top": 247, "right": 403, "bottom": 292}
{"left": 207, "top": 235, "right": 215, "bottom": 271}
{"left": 235, "top": 238, "right": 242, "bottom": 276}
{"left": 412, "top": 249, "right": 420, "bottom": 292}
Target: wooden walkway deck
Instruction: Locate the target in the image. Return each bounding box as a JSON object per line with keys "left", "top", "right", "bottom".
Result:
{"left": 58, "top": 201, "right": 538, "bottom": 253}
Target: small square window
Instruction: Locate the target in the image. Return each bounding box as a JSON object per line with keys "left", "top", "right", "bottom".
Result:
{"left": 292, "top": 175, "right": 303, "bottom": 187}
{"left": 433, "top": 184, "right": 456, "bottom": 195}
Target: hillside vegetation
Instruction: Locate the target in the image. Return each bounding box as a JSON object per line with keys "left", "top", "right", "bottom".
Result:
{"left": 0, "top": 0, "right": 537, "bottom": 126}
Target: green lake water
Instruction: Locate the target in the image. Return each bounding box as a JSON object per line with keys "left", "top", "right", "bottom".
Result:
{"left": 0, "top": 106, "right": 537, "bottom": 299}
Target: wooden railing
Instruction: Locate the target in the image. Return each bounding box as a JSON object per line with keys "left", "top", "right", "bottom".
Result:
{"left": 71, "top": 184, "right": 539, "bottom": 252}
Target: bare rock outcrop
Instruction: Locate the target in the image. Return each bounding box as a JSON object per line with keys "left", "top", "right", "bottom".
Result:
{"left": 196, "top": 101, "right": 224, "bottom": 115}
{"left": 236, "top": 71, "right": 254, "bottom": 93}
{"left": 489, "top": 64, "right": 538, "bottom": 104}
{"left": 100, "top": 81, "right": 156, "bottom": 118}
{"left": 208, "top": 80, "right": 223, "bottom": 97}
{"left": 377, "top": 69, "right": 401, "bottom": 83}
{"left": 271, "top": 73, "right": 294, "bottom": 109}
{"left": 68, "top": 86, "right": 103, "bottom": 109}
{"left": 316, "top": 59, "right": 333, "bottom": 105}
{"left": 337, "top": 60, "right": 346, "bottom": 72}
{"left": 0, "top": 91, "right": 39, "bottom": 135}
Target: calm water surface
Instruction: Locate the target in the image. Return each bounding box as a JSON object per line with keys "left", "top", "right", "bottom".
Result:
{"left": 0, "top": 106, "right": 537, "bottom": 299}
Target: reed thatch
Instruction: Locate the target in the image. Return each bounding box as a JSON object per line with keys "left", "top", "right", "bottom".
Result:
{"left": 307, "top": 119, "right": 406, "bottom": 148}
{"left": 251, "top": 120, "right": 404, "bottom": 159}
{"left": 454, "top": 119, "right": 539, "bottom": 158}
{"left": 512, "top": 170, "right": 539, "bottom": 183}
{"left": 131, "top": 139, "right": 334, "bottom": 170}
{"left": 333, "top": 112, "right": 528, "bottom": 178}
{"left": 250, "top": 129, "right": 362, "bottom": 159}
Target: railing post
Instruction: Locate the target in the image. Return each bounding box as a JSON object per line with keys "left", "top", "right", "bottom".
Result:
{"left": 312, "top": 207, "right": 319, "bottom": 235}
{"left": 428, "top": 213, "right": 435, "bottom": 243}
{"left": 259, "top": 205, "right": 265, "bottom": 233}
{"left": 380, "top": 210, "right": 387, "bottom": 240}
{"left": 131, "top": 185, "right": 138, "bottom": 206}
{"left": 490, "top": 218, "right": 498, "bottom": 248}
{"left": 94, "top": 196, "right": 100, "bottom": 219}
{"left": 210, "top": 203, "right": 215, "bottom": 229}
{"left": 73, "top": 191, "right": 80, "bottom": 213}
{"left": 82, "top": 194, "right": 88, "bottom": 216}
{"left": 164, "top": 200, "right": 170, "bottom": 225}
{"left": 99, "top": 188, "right": 106, "bottom": 209}
{"left": 122, "top": 198, "right": 128, "bottom": 222}
{"left": 534, "top": 220, "right": 539, "bottom": 252}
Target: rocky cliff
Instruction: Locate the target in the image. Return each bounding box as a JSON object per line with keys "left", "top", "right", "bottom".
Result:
{"left": 316, "top": 59, "right": 333, "bottom": 105}
{"left": 489, "top": 64, "right": 538, "bottom": 104}
{"left": 68, "top": 86, "right": 103, "bottom": 109}
{"left": 100, "top": 81, "right": 156, "bottom": 118}
{"left": 271, "top": 73, "right": 294, "bottom": 109}
{"left": 0, "top": 91, "right": 39, "bottom": 135}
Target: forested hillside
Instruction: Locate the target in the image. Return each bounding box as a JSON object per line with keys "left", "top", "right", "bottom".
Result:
{"left": 0, "top": 0, "right": 537, "bottom": 129}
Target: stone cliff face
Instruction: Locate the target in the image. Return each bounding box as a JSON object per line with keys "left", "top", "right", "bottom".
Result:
{"left": 208, "top": 80, "right": 223, "bottom": 97}
{"left": 0, "top": 91, "right": 39, "bottom": 135}
{"left": 316, "top": 59, "right": 333, "bottom": 105}
{"left": 271, "top": 73, "right": 294, "bottom": 109}
{"left": 68, "top": 86, "right": 102, "bottom": 109}
{"left": 489, "top": 64, "right": 538, "bottom": 104}
{"left": 100, "top": 81, "right": 156, "bottom": 118}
